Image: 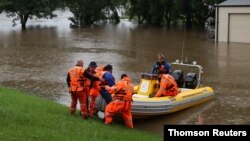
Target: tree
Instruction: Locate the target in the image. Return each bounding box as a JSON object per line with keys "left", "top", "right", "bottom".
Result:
{"left": 192, "top": 0, "right": 209, "bottom": 28}
{"left": 192, "top": 0, "right": 225, "bottom": 28}
{"left": 148, "top": 0, "right": 165, "bottom": 26}
{"left": 128, "top": 0, "right": 151, "bottom": 25}
{"left": 67, "top": 0, "right": 107, "bottom": 27}
{"left": 0, "top": 0, "right": 59, "bottom": 30}
{"left": 105, "top": 0, "right": 127, "bottom": 24}
{"left": 163, "top": 0, "right": 174, "bottom": 28}
{"left": 180, "top": 0, "right": 193, "bottom": 28}
{"left": 207, "top": 0, "right": 225, "bottom": 18}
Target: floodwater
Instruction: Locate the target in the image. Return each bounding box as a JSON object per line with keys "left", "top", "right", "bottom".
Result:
{"left": 0, "top": 11, "right": 250, "bottom": 135}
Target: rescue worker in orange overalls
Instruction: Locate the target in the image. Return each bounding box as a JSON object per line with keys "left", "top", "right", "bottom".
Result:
{"left": 66, "top": 60, "right": 100, "bottom": 119}
{"left": 103, "top": 74, "right": 134, "bottom": 128}
{"left": 85, "top": 61, "right": 98, "bottom": 116}
{"left": 89, "top": 65, "right": 104, "bottom": 116}
{"left": 155, "top": 74, "right": 178, "bottom": 97}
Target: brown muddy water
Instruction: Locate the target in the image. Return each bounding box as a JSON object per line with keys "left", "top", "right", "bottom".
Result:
{"left": 0, "top": 11, "right": 249, "bottom": 135}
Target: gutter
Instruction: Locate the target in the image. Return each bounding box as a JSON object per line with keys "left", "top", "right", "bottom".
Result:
{"left": 215, "top": 4, "right": 219, "bottom": 43}
{"left": 217, "top": 5, "right": 250, "bottom": 7}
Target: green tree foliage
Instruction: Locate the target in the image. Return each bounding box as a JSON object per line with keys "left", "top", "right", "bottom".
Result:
{"left": 128, "top": 0, "right": 225, "bottom": 28}
{"left": 128, "top": 0, "right": 150, "bottom": 25}
{"left": 67, "top": 0, "right": 106, "bottom": 28}
{"left": 206, "top": 0, "right": 225, "bottom": 18}
{"left": 128, "top": 0, "right": 165, "bottom": 26}
{"left": 192, "top": 1, "right": 209, "bottom": 28}
{"left": 67, "top": 0, "right": 126, "bottom": 28}
{"left": 178, "top": 0, "right": 193, "bottom": 28}
{"left": 170, "top": 0, "right": 182, "bottom": 26}
{"left": 0, "top": 0, "right": 59, "bottom": 29}
{"left": 0, "top": 0, "right": 226, "bottom": 29}
{"left": 192, "top": 0, "right": 225, "bottom": 28}
{"left": 107, "top": 0, "right": 127, "bottom": 23}
{"left": 149, "top": 0, "right": 165, "bottom": 26}
{"left": 163, "top": 0, "right": 174, "bottom": 28}
{"left": 179, "top": 0, "right": 226, "bottom": 28}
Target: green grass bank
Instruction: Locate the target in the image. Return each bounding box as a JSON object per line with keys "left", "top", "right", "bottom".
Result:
{"left": 0, "top": 86, "right": 161, "bottom": 141}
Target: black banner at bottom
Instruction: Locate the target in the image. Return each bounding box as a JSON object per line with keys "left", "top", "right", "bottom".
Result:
{"left": 164, "top": 125, "right": 249, "bottom": 139}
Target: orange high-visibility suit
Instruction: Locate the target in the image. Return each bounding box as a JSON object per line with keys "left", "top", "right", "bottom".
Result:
{"left": 89, "top": 66, "right": 104, "bottom": 116}
{"left": 104, "top": 76, "right": 134, "bottom": 128}
{"left": 155, "top": 74, "right": 178, "bottom": 97}
{"left": 67, "top": 66, "right": 89, "bottom": 118}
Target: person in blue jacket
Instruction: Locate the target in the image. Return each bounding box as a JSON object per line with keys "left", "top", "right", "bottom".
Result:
{"left": 100, "top": 64, "right": 115, "bottom": 104}
{"left": 151, "top": 53, "right": 171, "bottom": 75}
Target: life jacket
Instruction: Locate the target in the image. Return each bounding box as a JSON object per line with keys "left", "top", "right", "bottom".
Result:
{"left": 89, "top": 66, "right": 105, "bottom": 96}
{"left": 154, "top": 61, "right": 170, "bottom": 74}
{"left": 68, "top": 66, "right": 86, "bottom": 92}
{"left": 110, "top": 77, "right": 134, "bottom": 101}
{"left": 159, "top": 65, "right": 168, "bottom": 74}
{"left": 156, "top": 74, "right": 178, "bottom": 96}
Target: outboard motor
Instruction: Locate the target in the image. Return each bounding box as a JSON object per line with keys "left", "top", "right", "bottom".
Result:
{"left": 171, "top": 70, "right": 184, "bottom": 88}
{"left": 185, "top": 72, "right": 198, "bottom": 89}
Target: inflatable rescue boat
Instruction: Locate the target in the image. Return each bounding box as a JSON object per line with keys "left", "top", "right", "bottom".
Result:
{"left": 132, "top": 61, "right": 214, "bottom": 117}
{"left": 95, "top": 61, "right": 214, "bottom": 118}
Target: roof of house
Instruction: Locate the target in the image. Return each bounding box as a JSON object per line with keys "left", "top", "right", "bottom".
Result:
{"left": 218, "top": 0, "right": 250, "bottom": 7}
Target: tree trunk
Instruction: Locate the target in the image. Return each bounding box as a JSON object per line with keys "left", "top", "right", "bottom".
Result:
{"left": 165, "top": 12, "right": 171, "bottom": 28}
{"left": 21, "top": 23, "right": 26, "bottom": 30}
{"left": 183, "top": 0, "right": 192, "bottom": 28}
{"left": 138, "top": 15, "right": 141, "bottom": 26}
{"left": 110, "top": 5, "right": 120, "bottom": 24}
{"left": 113, "top": 10, "right": 120, "bottom": 24}
{"left": 165, "top": 0, "right": 173, "bottom": 28}
{"left": 21, "top": 14, "right": 29, "bottom": 30}
{"left": 186, "top": 16, "right": 192, "bottom": 28}
{"left": 186, "top": 10, "right": 192, "bottom": 28}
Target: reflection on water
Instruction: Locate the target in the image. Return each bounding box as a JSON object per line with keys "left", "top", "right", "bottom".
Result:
{"left": 0, "top": 11, "right": 250, "bottom": 135}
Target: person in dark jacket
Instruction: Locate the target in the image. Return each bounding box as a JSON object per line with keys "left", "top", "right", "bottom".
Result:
{"left": 151, "top": 53, "right": 171, "bottom": 75}
{"left": 100, "top": 64, "right": 115, "bottom": 104}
